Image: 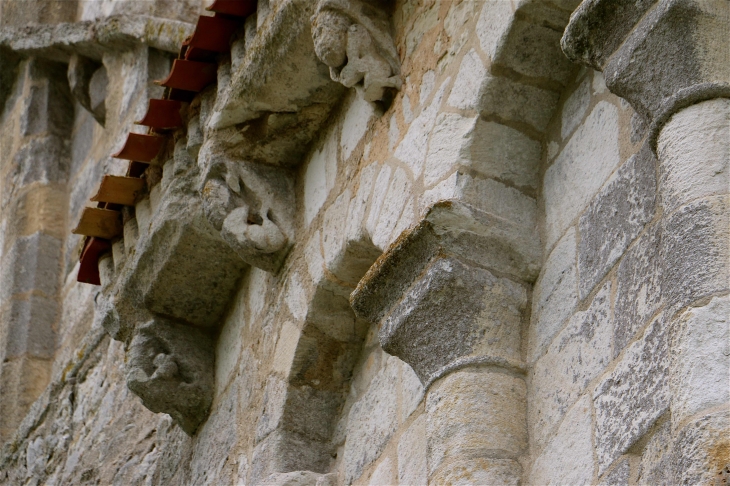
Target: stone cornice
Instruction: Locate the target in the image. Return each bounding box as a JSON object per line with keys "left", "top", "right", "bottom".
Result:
{"left": 0, "top": 15, "right": 194, "bottom": 61}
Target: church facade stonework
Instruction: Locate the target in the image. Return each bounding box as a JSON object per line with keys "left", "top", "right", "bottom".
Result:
{"left": 0, "top": 0, "right": 728, "bottom": 484}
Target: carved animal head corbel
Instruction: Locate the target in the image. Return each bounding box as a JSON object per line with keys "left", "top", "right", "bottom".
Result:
{"left": 126, "top": 317, "right": 215, "bottom": 436}
{"left": 311, "top": 0, "right": 401, "bottom": 103}
{"left": 199, "top": 142, "right": 296, "bottom": 273}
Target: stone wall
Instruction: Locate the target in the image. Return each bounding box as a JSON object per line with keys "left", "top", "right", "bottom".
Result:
{"left": 1, "top": 0, "right": 728, "bottom": 485}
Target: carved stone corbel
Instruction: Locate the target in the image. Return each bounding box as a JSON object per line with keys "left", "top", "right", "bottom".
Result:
{"left": 199, "top": 140, "right": 296, "bottom": 273}
{"left": 311, "top": 0, "right": 401, "bottom": 102}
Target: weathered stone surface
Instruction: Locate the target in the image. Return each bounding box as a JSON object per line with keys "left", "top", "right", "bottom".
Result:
{"left": 661, "top": 195, "right": 730, "bottom": 315}
{"left": 578, "top": 143, "right": 656, "bottom": 299}
{"left": 530, "top": 395, "right": 595, "bottom": 486}
{"left": 343, "top": 356, "right": 398, "bottom": 484}
{"left": 593, "top": 314, "right": 669, "bottom": 475}
{"left": 478, "top": 74, "right": 559, "bottom": 132}
{"left": 613, "top": 223, "right": 663, "bottom": 354}
{"left": 0, "top": 232, "right": 62, "bottom": 303}
{"left": 368, "top": 456, "right": 395, "bottom": 486}
{"left": 251, "top": 429, "right": 331, "bottom": 483}
{"left": 427, "top": 369, "right": 527, "bottom": 473}
{"left": 397, "top": 414, "right": 427, "bottom": 486}
{"left": 636, "top": 418, "right": 671, "bottom": 485}
{"left": 599, "top": 457, "right": 630, "bottom": 486}
{"left": 126, "top": 318, "right": 215, "bottom": 436}
{"left": 544, "top": 101, "right": 620, "bottom": 250}
{"left": 562, "top": 75, "right": 591, "bottom": 139}
{"left": 530, "top": 281, "right": 612, "bottom": 450}
{"left": 430, "top": 458, "right": 522, "bottom": 486}
{"left": 529, "top": 227, "right": 578, "bottom": 362}
{"left": 669, "top": 410, "right": 730, "bottom": 485}
{"left": 1, "top": 295, "right": 58, "bottom": 360}
{"left": 669, "top": 295, "right": 730, "bottom": 427}
{"left": 379, "top": 255, "right": 526, "bottom": 385}
{"left": 658, "top": 98, "right": 730, "bottom": 214}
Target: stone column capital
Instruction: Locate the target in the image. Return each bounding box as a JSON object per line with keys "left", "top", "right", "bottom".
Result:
{"left": 562, "top": 0, "right": 730, "bottom": 146}
{"left": 350, "top": 201, "right": 533, "bottom": 388}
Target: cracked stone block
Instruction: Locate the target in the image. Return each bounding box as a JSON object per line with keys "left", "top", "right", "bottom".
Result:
{"left": 593, "top": 313, "right": 669, "bottom": 475}
{"left": 578, "top": 143, "right": 656, "bottom": 299}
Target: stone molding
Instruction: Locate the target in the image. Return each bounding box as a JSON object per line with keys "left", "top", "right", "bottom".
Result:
{"left": 311, "top": 0, "right": 401, "bottom": 103}
{"left": 561, "top": 0, "right": 730, "bottom": 148}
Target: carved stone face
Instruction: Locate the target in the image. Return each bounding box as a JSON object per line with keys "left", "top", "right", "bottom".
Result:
{"left": 312, "top": 10, "right": 350, "bottom": 69}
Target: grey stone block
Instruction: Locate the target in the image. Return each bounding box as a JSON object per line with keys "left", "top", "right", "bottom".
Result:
{"left": 599, "top": 457, "right": 630, "bottom": 486}
{"left": 636, "top": 418, "right": 671, "bottom": 485}
{"left": 250, "top": 429, "right": 330, "bottom": 484}
{"left": 496, "top": 20, "right": 576, "bottom": 86}
{"left": 6, "top": 136, "right": 69, "bottom": 194}
{"left": 579, "top": 143, "right": 656, "bottom": 299}
{"left": 593, "top": 313, "right": 669, "bottom": 475}
{"left": 1, "top": 295, "right": 58, "bottom": 359}
{"left": 613, "top": 222, "right": 663, "bottom": 355}
{"left": 20, "top": 60, "right": 73, "bottom": 138}
{"left": 0, "top": 232, "right": 63, "bottom": 303}
{"left": 479, "top": 75, "right": 559, "bottom": 132}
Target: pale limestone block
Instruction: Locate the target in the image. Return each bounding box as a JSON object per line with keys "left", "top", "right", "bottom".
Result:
{"left": 476, "top": 0, "right": 514, "bottom": 62}
{"left": 636, "top": 419, "right": 671, "bottom": 485}
{"left": 402, "top": 93, "right": 414, "bottom": 123}
{"left": 248, "top": 267, "right": 270, "bottom": 323}
{"left": 468, "top": 120, "right": 540, "bottom": 190}
{"left": 322, "top": 190, "right": 351, "bottom": 274}
{"left": 658, "top": 98, "right": 730, "bottom": 214}
{"left": 397, "top": 414, "right": 427, "bottom": 486}
{"left": 273, "top": 321, "right": 300, "bottom": 376}
{"left": 255, "top": 376, "right": 288, "bottom": 442}
{"left": 530, "top": 281, "right": 612, "bottom": 451}
{"left": 562, "top": 75, "right": 591, "bottom": 139}
{"left": 285, "top": 273, "right": 308, "bottom": 322}
{"left": 372, "top": 167, "right": 413, "bottom": 249}
{"left": 364, "top": 164, "right": 393, "bottom": 240}
{"left": 400, "top": 361, "right": 424, "bottom": 423}
{"left": 530, "top": 395, "right": 595, "bottom": 486}
{"left": 215, "top": 295, "right": 246, "bottom": 392}
{"left": 423, "top": 112, "right": 478, "bottom": 187}
{"left": 405, "top": 3, "right": 439, "bottom": 57}
{"left": 341, "top": 92, "right": 376, "bottom": 161}
{"left": 547, "top": 141, "right": 559, "bottom": 160}
{"left": 426, "top": 369, "right": 527, "bottom": 474}
{"left": 305, "top": 230, "right": 325, "bottom": 284}
{"left": 544, "top": 101, "right": 620, "bottom": 250}
{"left": 430, "top": 458, "right": 521, "bottom": 486}
{"left": 343, "top": 356, "right": 399, "bottom": 483}
{"left": 593, "top": 314, "right": 668, "bottom": 475}
{"left": 592, "top": 70, "right": 607, "bottom": 94}
{"left": 388, "top": 113, "right": 400, "bottom": 152}
{"left": 390, "top": 197, "right": 415, "bottom": 244}
{"left": 669, "top": 295, "right": 730, "bottom": 428}
{"left": 447, "top": 49, "right": 487, "bottom": 110}
{"left": 395, "top": 81, "right": 448, "bottom": 178}
{"left": 346, "top": 163, "right": 378, "bottom": 244}
{"left": 368, "top": 456, "right": 396, "bottom": 486}
{"left": 304, "top": 130, "right": 338, "bottom": 226}
{"left": 419, "top": 70, "right": 436, "bottom": 106}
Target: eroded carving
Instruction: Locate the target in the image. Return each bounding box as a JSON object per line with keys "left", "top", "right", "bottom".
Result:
{"left": 126, "top": 318, "right": 215, "bottom": 435}
{"left": 200, "top": 140, "right": 295, "bottom": 273}
{"left": 312, "top": 0, "right": 401, "bottom": 102}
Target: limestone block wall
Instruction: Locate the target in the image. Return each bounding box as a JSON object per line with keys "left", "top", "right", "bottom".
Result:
{"left": 0, "top": 0, "right": 728, "bottom": 484}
